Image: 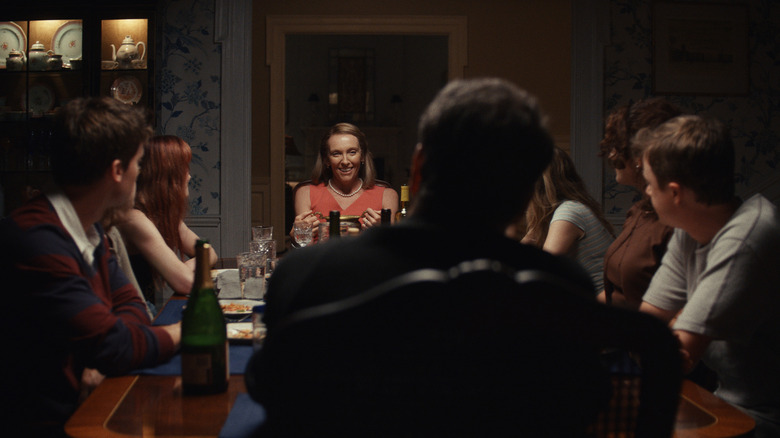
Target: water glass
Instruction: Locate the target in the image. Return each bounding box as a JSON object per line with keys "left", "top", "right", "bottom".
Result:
{"left": 236, "top": 251, "right": 266, "bottom": 299}
{"left": 251, "top": 225, "right": 273, "bottom": 242}
{"left": 293, "top": 223, "right": 313, "bottom": 247}
{"left": 249, "top": 238, "right": 276, "bottom": 277}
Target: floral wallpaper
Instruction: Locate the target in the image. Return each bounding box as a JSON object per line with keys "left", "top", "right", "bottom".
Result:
{"left": 603, "top": 0, "right": 780, "bottom": 215}
{"left": 158, "top": 0, "right": 221, "bottom": 216}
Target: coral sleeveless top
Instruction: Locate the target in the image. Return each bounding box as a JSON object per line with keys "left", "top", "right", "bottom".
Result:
{"left": 309, "top": 182, "right": 385, "bottom": 217}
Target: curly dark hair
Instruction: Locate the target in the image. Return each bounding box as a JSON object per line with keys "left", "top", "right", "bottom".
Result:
{"left": 599, "top": 98, "right": 683, "bottom": 170}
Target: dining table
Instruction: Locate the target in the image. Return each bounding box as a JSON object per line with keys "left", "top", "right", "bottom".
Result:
{"left": 65, "top": 376, "right": 755, "bottom": 438}
{"left": 64, "top": 274, "right": 756, "bottom": 438}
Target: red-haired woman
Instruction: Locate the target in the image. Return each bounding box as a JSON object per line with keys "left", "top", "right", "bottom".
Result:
{"left": 117, "top": 135, "right": 217, "bottom": 309}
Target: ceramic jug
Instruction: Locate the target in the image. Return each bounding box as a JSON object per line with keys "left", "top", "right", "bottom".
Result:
{"left": 28, "top": 41, "right": 52, "bottom": 72}
{"left": 6, "top": 50, "right": 25, "bottom": 71}
{"left": 47, "top": 54, "right": 63, "bottom": 71}
{"left": 111, "top": 35, "right": 146, "bottom": 69}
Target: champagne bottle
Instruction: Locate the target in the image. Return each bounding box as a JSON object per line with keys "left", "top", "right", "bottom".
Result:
{"left": 381, "top": 208, "right": 392, "bottom": 225}
{"left": 181, "top": 240, "right": 228, "bottom": 395}
{"left": 396, "top": 184, "right": 409, "bottom": 222}
{"left": 329, "top": 210, "right": 341, "bottom": 238}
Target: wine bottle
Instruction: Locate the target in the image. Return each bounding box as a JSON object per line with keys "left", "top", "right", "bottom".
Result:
{"left": 329, "top": 210, "right": 341, "bottom": 238}
{"left": 181, "top": 240, "right": 228, "bottom": 395}
{"left": 381, "top": 208, "right": 392, "bottom": 225}
{"left": 396, "top": 184, "right": 409, "bottom": 222}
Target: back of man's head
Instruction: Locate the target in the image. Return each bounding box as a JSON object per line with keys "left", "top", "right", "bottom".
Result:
{"left": 51, "top": 97, "right": 153, "bottom": 187}
{"left": 638, "top": 114, "right": 735, "bottom": 205}
{"left": 414, "top": 78, "right": 554, "bottom": 228}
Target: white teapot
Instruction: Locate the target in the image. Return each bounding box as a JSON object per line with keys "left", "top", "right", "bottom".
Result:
{"left": 28, "top": 41, "right": 52, "bottom": 72}
{"left": 111, "top": 35, "right": 146, "bottom": 69}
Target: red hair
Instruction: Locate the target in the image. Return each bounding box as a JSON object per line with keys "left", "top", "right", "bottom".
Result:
{"left": 134, "top": 135, "right": 192, "bottom": 255}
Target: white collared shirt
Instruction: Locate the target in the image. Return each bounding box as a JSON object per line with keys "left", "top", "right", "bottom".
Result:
{"left": 47, "top": 191, "right": 102, "bottom": 266}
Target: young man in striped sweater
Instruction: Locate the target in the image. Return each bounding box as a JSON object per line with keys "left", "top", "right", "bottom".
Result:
{"left": 1, "top": 97, "right": 181, "bottom": 437}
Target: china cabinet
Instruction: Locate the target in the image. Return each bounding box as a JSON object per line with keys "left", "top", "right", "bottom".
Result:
{"left": 0, "top": 2, "right": 157, "bottom": 216}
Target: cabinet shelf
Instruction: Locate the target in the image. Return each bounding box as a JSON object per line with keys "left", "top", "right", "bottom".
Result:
{"left": 1, "top": 2, "right": 158, "bottom": 216}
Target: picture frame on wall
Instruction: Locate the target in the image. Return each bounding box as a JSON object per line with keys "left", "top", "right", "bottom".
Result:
{"left": 328, "top": 48, "right": 375, "bottom": 123}
{"left": 652, "top": 2, "right": 749, "bottom": 95}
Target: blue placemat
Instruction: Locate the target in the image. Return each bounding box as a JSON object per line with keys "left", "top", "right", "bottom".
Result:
{"left": 218, "top": 393, "right": 266, "bottom": 438}
{"left": 133, "top": 344, "right": 253, "bottom": 375}
{"left": 153, "top": 299, "right": 187, "bottom": 325}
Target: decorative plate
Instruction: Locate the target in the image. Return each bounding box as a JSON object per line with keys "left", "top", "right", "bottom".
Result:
{"left": 0, "top": 22, "right": 26, "bottom": 67}
{"left": 51, "top": 21, "right": 83, "bottom": 65}
{"left": 22, "top": 84, "right": 55, "bottom": 113}
{"left": 110, "top": 76, "right": 143, "bottom": 104}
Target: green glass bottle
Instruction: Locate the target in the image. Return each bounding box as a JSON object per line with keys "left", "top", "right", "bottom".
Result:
{"left": 181, "top": 240, "right": 228, "bottom": 395}
{"left": 329, "top": 210, "right": 341, "bottom": 239}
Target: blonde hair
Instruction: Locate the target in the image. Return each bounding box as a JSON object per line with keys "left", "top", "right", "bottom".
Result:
{"left": 310, "top": 123, "right": 377, "bottom": 188}
{"left": 523, "top": 147, "right": 614, "bottom": 246}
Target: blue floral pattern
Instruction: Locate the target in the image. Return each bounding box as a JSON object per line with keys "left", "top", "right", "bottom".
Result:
{"left": 159, "top": 0, "right": 222, "bottom": 215}
{"left": 604, "top": 0, "right": 780, "bottom": 215}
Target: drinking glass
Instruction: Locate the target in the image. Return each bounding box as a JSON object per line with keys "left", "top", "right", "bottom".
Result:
{"left": 251, "top": 225, "right": 276, "bottom": 277}
{"left": 251, "top": 225, "right": 273, "bottom": 242}
{"left": 293, "top": 223, "right": 313, "bottom": 247}
{"left": 236, "top": 251, "right": 266, "bottom": 299}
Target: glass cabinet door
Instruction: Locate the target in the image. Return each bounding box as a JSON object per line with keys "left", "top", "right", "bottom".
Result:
{"left": 100, "top": 18, "right": 151, "bottom": 108}
{"left": 1, "top": 4, "right": 157, "bottom": 216}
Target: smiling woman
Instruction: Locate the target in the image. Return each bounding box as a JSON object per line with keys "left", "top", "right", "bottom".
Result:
{"left": 290, "top": 123, "right": 399, "bottom": 242}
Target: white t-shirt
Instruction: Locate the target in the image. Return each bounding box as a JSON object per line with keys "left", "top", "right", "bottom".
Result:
{"left": 644, "top": 194, "right": 780, "bottom": 433}
{"left": 550, "top": 200, "right": 614, "bottom": 292}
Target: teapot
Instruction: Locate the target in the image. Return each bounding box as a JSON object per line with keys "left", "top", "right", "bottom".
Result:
{"left": 28, "top": 41, "right": 52, "bottom": 72}
{"left": 6, "top": 49, "right": 25, "bottom": 71}
{"left": 111, "top": 35, "right": 146, "bottom": 69}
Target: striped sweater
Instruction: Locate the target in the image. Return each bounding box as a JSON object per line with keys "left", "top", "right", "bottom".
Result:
{"left": 0, "top": 195, "right": 177, "bottom": 434}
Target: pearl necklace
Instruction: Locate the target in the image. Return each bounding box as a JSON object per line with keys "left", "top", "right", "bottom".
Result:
{"left": 329, "top": 178, "right": 363, "bottom": 197}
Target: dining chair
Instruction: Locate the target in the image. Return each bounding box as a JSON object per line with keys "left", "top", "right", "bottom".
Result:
{"left": 248, "top": 259, "right": 681, "bottom": 437}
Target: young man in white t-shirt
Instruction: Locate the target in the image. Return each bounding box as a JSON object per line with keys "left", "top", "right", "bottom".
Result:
{"left": 636, "top": 115, "right": 780, "bottom": 436}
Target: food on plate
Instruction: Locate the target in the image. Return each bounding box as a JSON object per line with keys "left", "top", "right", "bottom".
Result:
{"left": 221, "top": 302, "right": 252, "bottom": 313}
{"left": 229, "top": 327, "right": 253, "bottom": 340}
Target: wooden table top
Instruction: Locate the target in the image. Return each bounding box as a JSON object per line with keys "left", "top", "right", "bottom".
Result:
{"left": 65, "top": 376, "right": 754, "bottom": 438}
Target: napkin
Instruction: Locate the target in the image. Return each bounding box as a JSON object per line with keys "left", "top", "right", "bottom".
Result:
{"left": 218, "top": 393, "right": 266, "bottom": 438}
{"left": 217, "top": 269, "right": 242, "bottom": 299}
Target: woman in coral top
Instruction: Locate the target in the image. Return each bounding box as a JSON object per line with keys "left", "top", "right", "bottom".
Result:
{"left": 291, "top": 123, "right": 398, "bottom": 243}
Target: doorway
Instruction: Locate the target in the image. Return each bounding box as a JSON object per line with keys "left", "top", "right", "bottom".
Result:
{"left": 266, "top": 15, "right": 468, "bottom": 240}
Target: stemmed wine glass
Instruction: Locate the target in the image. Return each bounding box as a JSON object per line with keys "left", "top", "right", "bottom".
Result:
{"left": 293, "top": 223, "right": 313, "bottom": 247}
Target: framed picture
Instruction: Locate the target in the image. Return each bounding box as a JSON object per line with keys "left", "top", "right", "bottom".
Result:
{"left": 328, "top": 48, "right": 375, "bottom": 122}
{"left": 652, "top": 2, "right": 749, "bottom": 95}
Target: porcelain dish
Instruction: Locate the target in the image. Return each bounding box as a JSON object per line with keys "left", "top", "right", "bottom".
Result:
{"left": 0, "top": 22, "right": 26, "bottom": 67}
{"left": 52, "top": 21, "right": 83, "bottom": 66}
{"left": 110, "top": 76, "right": 143, "bottom": 104}
{"left": 23, "top": 84, "right": 55, "bottom": 113}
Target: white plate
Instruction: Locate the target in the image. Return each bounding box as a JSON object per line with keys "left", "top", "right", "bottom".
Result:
{"left": 227, "top": 322, "right": 253, "bottom": 342}
{"left": 51, "top": 21, "right": 82, "bottom": 65}
{"left": 110, "top": 76, "right": 142, "bottom": 104}
{"left": 23, "top": 84, "right": 55, "bottom": 113}
{"left": 220, "top": 299, "right": 262, "bottom": 316}
{"left": 0, "top": 22, "right": 26, "bottom": 67}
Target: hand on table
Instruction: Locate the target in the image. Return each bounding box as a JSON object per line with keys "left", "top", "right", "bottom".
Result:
{"left": 79, "top": 368, "right": 105, "bottom": 403}
{"left": 361, "top": 208, "right": 382, "bottom": 228}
